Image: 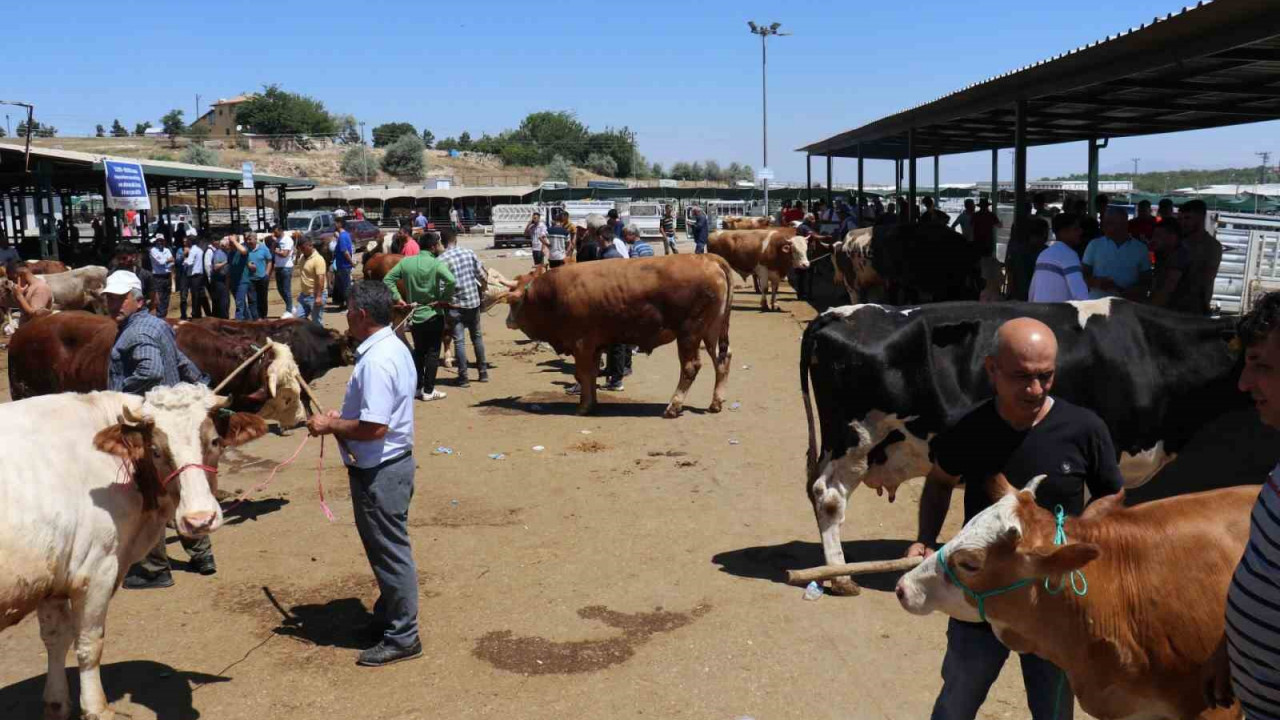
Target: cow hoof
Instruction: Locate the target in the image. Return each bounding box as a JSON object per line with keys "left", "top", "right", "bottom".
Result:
{"left": 43, "top": 701, "right": 71, "bottom": 720}
{"left": 663, "top": 405, "right": 682, "bottom": 419}
{"left": 82, "top": 709, "right": 114, "bottom": 720}
{"left": 829, "top": 577, "right": 861, "bottom": 597}
{"left": 707, "top": 400, "right": 723, "bottom": 413}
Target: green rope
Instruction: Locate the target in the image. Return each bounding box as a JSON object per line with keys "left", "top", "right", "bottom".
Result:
{"left": 1042, "top": 504, "right": 1089, "bottom": 597}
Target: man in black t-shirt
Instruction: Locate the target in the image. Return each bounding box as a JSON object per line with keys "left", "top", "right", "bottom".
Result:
{"left": 906, "top": 317, "right": 1123, "bottom": 720}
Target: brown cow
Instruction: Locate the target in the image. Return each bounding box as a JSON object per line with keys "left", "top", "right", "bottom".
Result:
{"left": 721, "top": 216, "right": 771, "bottom": 230}
{"left": 7, "top": 312, "right": 304, "bottom": 425}
{"left": 504, "top": 255, "right": 733, "bottom": 417}
{"left": 170, "top": 317, "right": 354, "bottom": 383}
{"left": 708, "top": 227, "right": 810, "bottom": 310}
{"left": 26, "top": 259, "right": 68, "bottom": 274}
{"left": 363, "top": 253, "right": 404, "bottom": 282}
{"left": 897, "top": 475, "right": 1252, "bottom": 720}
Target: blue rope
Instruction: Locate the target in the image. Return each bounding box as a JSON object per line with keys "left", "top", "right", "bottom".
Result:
{"left": 1042, "top": 505, "right": 1089, "bottom": 597}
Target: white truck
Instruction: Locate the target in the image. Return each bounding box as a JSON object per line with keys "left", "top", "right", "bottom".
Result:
{"left": 559, "top": 200, "right": 618, "bottom": 229}
{"left": 626, "top": 201, "right": 664, "bottom": 239}
{"left": 491, "top": 204, "right": 545, "bottom": 248}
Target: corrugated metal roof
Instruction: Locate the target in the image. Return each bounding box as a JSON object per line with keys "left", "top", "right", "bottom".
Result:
{"left": 799, "top": 1, "right": 1280, "bottom": 159}
{"left": 0, "top": 141, "right": 313, "bottom": 188}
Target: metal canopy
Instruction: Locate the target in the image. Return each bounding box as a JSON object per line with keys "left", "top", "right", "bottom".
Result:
{"left": 0, "top": 142, "right": 314, "bottom": 194}
{"left": 799, "top": 1, "right": 1280, "bottom": 160}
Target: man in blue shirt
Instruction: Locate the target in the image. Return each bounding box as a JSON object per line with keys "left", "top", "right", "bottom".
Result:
{"left": 333, "top": 219, "right": 355, "bottom": 307}
{"left": 307, "top": 280, "right": 422, "bottom": 667}
{"left": 624, "top": 224, "right": 654, "bottom": 257}
{"left": 1083, "top": 206, "right": 1152, "bottom": 301}
{"left": 689, "top": 206, "right": 711, "bottom": 254}
{"left": 228, "top": 233, "right": 272, "bottom": 319}
{"left": 209, "top": 239, "right": 231, "bottom": 318}
{"left": 412, "top": 210, "right": 427, "bottom": 230}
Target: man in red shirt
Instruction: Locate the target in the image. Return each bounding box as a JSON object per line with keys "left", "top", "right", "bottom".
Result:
{"left": 970, "top": 198, "right": 1003, "bottom": 258}
{"left": 1128, "top": 199, "right": 1157, "bottom": 241}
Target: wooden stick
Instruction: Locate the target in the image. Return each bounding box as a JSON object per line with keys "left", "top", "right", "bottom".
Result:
{"left": 295, "top": 373, "right": 355, "bottom": 465}
{"left": 212, "top": 343, "right": 272, "bottom": 394}
{"left": 785, "top": 556, "right": 923, "bottom": 586}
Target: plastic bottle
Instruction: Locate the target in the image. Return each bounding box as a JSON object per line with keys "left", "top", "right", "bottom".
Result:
{"left": 803, "top": 581, "right": 823, "bottom": 601}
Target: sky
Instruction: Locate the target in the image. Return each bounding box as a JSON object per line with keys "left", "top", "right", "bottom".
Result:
{"left": 6, "top": 0, "right": 1277, "bottom": 185}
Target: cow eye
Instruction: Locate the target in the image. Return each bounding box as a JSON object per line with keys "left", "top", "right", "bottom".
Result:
{"left": 211, "top": 437, "right": 221, "bottom": 448}
{"left": 959, "top": 561, "right": 980, "bottom": 573}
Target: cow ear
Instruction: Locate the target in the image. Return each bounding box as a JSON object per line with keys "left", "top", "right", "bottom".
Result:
{"left": 212, "top": 411, "right": 269, "bottom": 447}
{"left": 1024, "top": 542, "right": 1100, "bottom": 577}
{"left": 94, "top": 424, "right": 147, "bottom": 462}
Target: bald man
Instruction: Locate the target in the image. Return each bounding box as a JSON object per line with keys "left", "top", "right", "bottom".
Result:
{"left": 906, "top": 317, "right": 1123, "bottom": 720}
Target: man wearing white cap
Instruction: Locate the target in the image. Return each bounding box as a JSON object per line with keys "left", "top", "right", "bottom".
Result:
{"left": 101, "top": 269, "right": 217, "bottom": 589}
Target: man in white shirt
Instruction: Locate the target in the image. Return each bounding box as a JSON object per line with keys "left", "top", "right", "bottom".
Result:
{"left": 307, "top": 280, "right": 422, "bottom": 668}
{"left": 271, "top": 226, "right": 296, "bottom": 319}
{"left": 1029, "top": 213, "right": 1090, "bottom": 303}
{"left": 149, "top": 235, "right": 174, "bottom": 317}
{"left": 950, "top": 199, "right": 976, "bottom": 242}
{"left": 183, "top": 237, "right": 212, "bottom": 318}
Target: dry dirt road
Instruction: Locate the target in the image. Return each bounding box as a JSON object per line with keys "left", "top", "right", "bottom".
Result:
{"left": 0, "top": 247, "right": 1171, "bottom": 720}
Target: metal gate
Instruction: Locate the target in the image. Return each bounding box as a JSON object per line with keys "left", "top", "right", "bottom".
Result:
{"left": 1212, "top": 213, "right": 1280, "bottom": 314}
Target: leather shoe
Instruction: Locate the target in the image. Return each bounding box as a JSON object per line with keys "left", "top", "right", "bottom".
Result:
{"left": 188, "top": 555, "right": 217, "bottom": 576}
{"left": 123, "top": 569, "right": 175, "bottom": 590}
{"left": 357, "top": 640, "right": 423, "bottom": 667}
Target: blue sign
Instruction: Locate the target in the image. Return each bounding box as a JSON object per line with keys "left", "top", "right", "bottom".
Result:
{"left": 103, "top": 160, "right": 151, "bottom": 211}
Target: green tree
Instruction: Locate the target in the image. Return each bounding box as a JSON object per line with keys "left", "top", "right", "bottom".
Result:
{"left": 545, "top": 154, "right": 573, "bottom": 183}
{"left": 35, "top": 124, "right": 57, "bottom": 138}
{"left": 514, "top": 111, "right": 589, "bottom": 164}
{"left": 704, "top": 159, "right": 723, "bottom": 182}
{"left": 586, "top": 127, "right": 638, "bottom": 176}
{"left": 435, "top": 136, "right": 459, "bottom": 152}
{"left": 335, "top": 115, "right": 360, "bottom": 145}
{"left": 500, "top": 143, "right": 539, "bottom": 167}
{"left": 421, "top": 129, "right": 435, "bottom": 149}
{"left": 110, "top": 119, "right": 129, "bottom": 137}
{"left": 187, "top": 123, "right": 210, "bottom": 142}
{"left": 0, "top": 127, "right": 6, "bottom": 138}
{"left": 340, "top": 145, "right": 378, "bottom": 180}
{"left": 689, "top": 162, "right": 705, "bottom": 181}
{"left": 585, "top": 152, "right": 618, "bottom": 177}
{"left": 134, "top": 121, "right": 152, "bottom": 136}
{"left": 95, "top": 124, "right": 105, "bottom": 138}
{"left": 180, "top": 144, "right": 219, "bottom": 166}
{"left": 651, "top": 162, "right": 664, "bottom": 178}
{"left": 371, "top": 122, "right": 417, "bottom": 148}
{"left": 380, "top": 134, "right": 425, "bottom": 180}
{"left": 457, "top": 131, "right": 473, "bottom": 150}
{"left": 738, "top": 164, "right": 755, "bottom": 183}
{"left": 235, "top": 84, "right": 338, "bottom": 150}
{"left": 670, "top": 161, "right": 693, "bottom": 180}
{"left": 161, "top": 109, "right": 186, "bottom": 146}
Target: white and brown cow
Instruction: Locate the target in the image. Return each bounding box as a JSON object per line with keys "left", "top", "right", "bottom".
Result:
{"left": 897, "top": 474, "right": 1252, "bottom": 720}
{"left": 802, "top": 298, "right": 1248, "bottom": 595}
{"left": 709, "top": 227, "right": 810, "bottom": 310}
{"left": 0, "top": 384, "right": 267, "bottom": 720}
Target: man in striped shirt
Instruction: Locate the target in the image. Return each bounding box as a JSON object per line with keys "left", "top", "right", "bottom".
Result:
{"left": 438, "top": 230, "right": 489, "bottom": 387}
{"left": 1028, "top": 213, "right": 1090, "bottom": 303}
{"left": 1205, "top": 291, "right": 1280, "bottom": 718}
{"left": 660, "top": 204, "right": 679, "bottom": 255}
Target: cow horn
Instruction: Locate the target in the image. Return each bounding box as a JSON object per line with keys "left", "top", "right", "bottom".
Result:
{"left": 211, "top": 394, "right": 232, "bottom": 410}
{"left": 1023, "top": 474, "right": 1047, "bottom": 498}
{"left": 120, "top": 404, "right": 153, "bottom": 427}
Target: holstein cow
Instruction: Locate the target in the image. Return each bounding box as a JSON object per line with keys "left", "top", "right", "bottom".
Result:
{"left": 7, "top": 312, "right": 305, "bottom": 426}
{"left": 505, "top": 254, "right": 733, "bottom": 417}
{"left": 897, "top": 475, "right": 1253, "bottom": 720}
{"left": 0, "top": 384, "right": 268, "bottom": 720}
{"left": 831, "top": 223, "right": 984, "bottom": 305}
{"left": 802, "top": 298, "right": 1245, "bottom": 594}
{"left": 709, "top": 227, "right": 810, "bottom": 311}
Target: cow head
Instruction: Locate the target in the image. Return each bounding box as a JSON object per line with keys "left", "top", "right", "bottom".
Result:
{"left": 896, "top": 474, "right": 1101, "bottom": 624}
{"left": 503, "top": 266, "right": 546, "bottom": 330}
{"left": 784, "top": 235, "right": 811, "bottom": 271}
{"left": 93, "top": 384, "right": 268, "bottom": 537}
{"left": 251, "top": 341, "right": 306, "bottom": 426}
{"left": 327, "top": 328, "right": 357, "bottom": 368}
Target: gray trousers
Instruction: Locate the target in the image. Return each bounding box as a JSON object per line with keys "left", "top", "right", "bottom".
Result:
{"left": 136, "top": 533, "right": 212, "bottom": 575}
{"left": 349, "top": 452, "right": 419, "bottom": 649}
{"left": 448, "top": 307, "right": 488, "bottom": 379}
{"left": 931, "top": 619, "right": 1073, "bottom": 720}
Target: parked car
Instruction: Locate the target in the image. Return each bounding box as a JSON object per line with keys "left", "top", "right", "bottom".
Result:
{"left": 286, "top": 211, "right": 381, "bottom": 248}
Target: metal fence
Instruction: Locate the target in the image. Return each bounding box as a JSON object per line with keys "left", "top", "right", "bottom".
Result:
{"left": 1212, "top": 212, "right": 1280, "bottom": 314}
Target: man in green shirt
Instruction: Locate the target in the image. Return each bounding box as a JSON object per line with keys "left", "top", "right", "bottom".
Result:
{"left": 384, "top": 232, "right": 456, "bottom": 401}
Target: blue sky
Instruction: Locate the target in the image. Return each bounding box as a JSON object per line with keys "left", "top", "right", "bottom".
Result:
{"left": 8, "top": 0, "right": 1277, "bottom": 185}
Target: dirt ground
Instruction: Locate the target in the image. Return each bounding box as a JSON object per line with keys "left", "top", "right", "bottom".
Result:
{"left": 1, "top": 246, "right": 1274, "bottom": 720}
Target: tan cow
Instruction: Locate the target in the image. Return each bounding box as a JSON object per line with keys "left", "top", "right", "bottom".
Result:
{"left": 708, "top": 227, "right": 810, "bottom": 310}
{"left": 721, "top": 216, "right": 772, "bottom": 230}
{"left": 897, "top": 474, "right": 1252, "bottom": 720}
{"left": 504, "top": 254, "right": 733, "bottom": 417}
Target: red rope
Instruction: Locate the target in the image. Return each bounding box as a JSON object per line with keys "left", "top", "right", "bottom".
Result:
{"left": 221, "top": 435, "right": 310, "bottom": 513}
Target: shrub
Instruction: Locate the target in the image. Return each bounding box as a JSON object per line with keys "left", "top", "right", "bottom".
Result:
{"left": 340, "top": 145, "right": 379, "bottom": 180}
{"left": 379, "top": 134, "right": 425, "bottom": 180}
{"left": 180, "top": 145, "right": 219, "bottom": 166}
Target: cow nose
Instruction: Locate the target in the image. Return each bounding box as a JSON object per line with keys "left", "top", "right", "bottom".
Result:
{"left": 895, "top": 582, "right": 906, "bottom": 602}
{"left": 183, "top": 512, "right": 216, "bottom": 532}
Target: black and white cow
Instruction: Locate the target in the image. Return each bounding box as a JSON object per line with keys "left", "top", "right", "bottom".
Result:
{"left": 801, "top": 298, "right": 1246, "bottom": 595}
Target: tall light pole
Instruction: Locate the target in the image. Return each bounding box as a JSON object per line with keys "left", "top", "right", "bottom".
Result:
{"left": 359, "top": 121, "right": 369, "bottom": 184}
{"left": 748, "top": 21, "right": 788, "bottom": 217}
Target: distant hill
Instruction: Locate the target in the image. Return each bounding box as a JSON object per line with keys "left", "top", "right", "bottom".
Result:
{"left": 1045, "top": 166, "right": 1277, "bottom": 193}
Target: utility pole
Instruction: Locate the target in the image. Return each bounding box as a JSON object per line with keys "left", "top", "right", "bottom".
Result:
{"left": 748, "top": 21, "right": 789, "bottom": 218}
{"left": 359, "top": 122, "right": 369, "bottom": 184}
{"left": 195, "top": 93, "right": 202, "bottom": 121}
{"left": 1256, "top": 151, "right": 1271, "bottom": 214}
{"left": 1131, "top": 157, "right": 1140, "bottom": 179}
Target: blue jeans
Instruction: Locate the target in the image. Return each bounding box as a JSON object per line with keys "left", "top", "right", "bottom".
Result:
{"left": 695, "top": 242, "right": 706, "bottom": 254}
{"left": 275, "top": 267, "right": 293, "bottom": 315}
{"left": 334, "top": 267, "right": 352, "bottom": 306}
{"left": 931, "top": 619, "right": 1073, "bottom": 720}
{"left": 448, "top": 307, "right": 487, "bottom": 380}
{"left": 348, "top": 453, "right": 419, "bottom": 649}
{"left": 296, "top": 292, "right": 324, "bottom": 324}
{"left": 233, "top": 283, "right": 256, "bottom": 320}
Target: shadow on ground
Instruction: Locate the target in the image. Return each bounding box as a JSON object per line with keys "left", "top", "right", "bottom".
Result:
{"left": 221, "top": 497, "right": 289, "bottom": 526}
{"left": 0, "top": 660, "right": 229, "bottom": 720}
{"left": 712, "top": 538, "right": 913, "bottom": 594}
{"left": 475, "top": 393, "right": 700, "bottom": 419}
{"left": 264, "top": 587, "right": 373, "bottom": 650}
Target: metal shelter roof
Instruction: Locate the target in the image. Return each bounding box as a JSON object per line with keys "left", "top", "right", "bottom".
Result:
{"left": 799, "top": 1, "right": 1280, "bottom": 160}
{"left": 0, "top": 142, "right": 314, "bottom": 193}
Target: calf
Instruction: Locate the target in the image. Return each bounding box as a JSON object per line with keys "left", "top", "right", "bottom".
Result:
{"left": 505, "top": 254, "right": 733, "bottom": 417}
{"left": 0, "top": 385, "right": 267, "bottom": 720}
{"left": 708, "top": 227, "right": 810, "bottom": 310}
{"left": 897, "top": 475, "right": 1252, "bottom": 720}
{"left": 44, "top": 265, "right": 108, "bottom": 312}
{"left": 802, "top": 298, "right": 1246, "bottom": 594}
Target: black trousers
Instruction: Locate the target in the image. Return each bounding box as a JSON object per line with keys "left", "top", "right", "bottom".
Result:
{"left": 251, "top": 277, "right": 270, "bottom": 320}
{"left": 153, "top": 275, "right": 172, "bottom": 318}
{"left": 605, "top": 344, "right": 629, "bottom": 383}
{"left": 409, "top": 314, "right": 445, "bottom": 394}
{"left": 188, "top": 274, "right": 212, "bottom": 319}
{"left": 210, "top": 274, "right": 230, "bottom": 318}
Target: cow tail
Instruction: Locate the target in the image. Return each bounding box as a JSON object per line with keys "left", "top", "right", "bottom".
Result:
{"left": 801, "top": 319, "right": 819, "bottom": 481}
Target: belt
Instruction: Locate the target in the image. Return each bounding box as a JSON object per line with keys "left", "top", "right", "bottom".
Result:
{"left": 347, "top": 450, "right": 412, "bottom": 474}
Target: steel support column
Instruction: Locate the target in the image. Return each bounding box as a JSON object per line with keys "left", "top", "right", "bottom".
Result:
{"left": 1087, "top": 138, "right": 1101, "bottom": 215}
{"left": 228, "top": 185, "right": 241, "bottom": 233}
{"left": 805, "top": 154, "right": 811, "bottom": 208}
{"left": 825, "top": 155, "right": 833, "bottom": 210}
{"left": 195, "top": 183, "right": 210, "bottom": 233}
{"left": 991, "top": 148, "right": 999, "bottom": 211}
{"left": 255, "top": 185, "right": 268, "bottom": 231}
{"left": 0, "top": 196, "right": 8, "bottom": 243}
{"left": 894, "top": 159, "right": 901, "bottom": 197}
{"left": 933, "top": 155, "right": 940, "bottom": 207}
{"left": 34, "top": 160, "right": 56, "bottom": 260}
{"left": 857, "top": 142, "right": 864, "bottom": 208}
{"left": 907, "top": 129, "right": 917, "bottom": 222}
{"left": 1014, "top": 98, "right": 1028, "bottom": 226}
{"left": 278, "top": 186, "right": 288, "bottom": 227}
